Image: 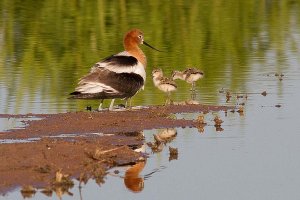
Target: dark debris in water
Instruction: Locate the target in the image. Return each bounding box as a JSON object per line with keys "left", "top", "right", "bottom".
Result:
{"left": 214, "top": 116, "right": 224, "bottom": 126}
{"left": 261, "top": 91, "right": 267, "bottom": 96}
{"left": 237, "top": 106, "right": 244, "bottom": 114}
{"left": 226, "top": 91, "right": 232, "bottom": 102}
{"left": 169, "top": 146, "right": 178, "bottom": 161}
{"left": 195, "top": 114, "right": 206, "bottom": 125}
{"left": 195, "top": 114, "right": 207, "bottom": 133}
{"left": 40, "top": 187, "right": 53, "bottom": 197}
{"left": 20, "top": 185, "right": 36, "bottom": 198}
{"left": 169, "top": 146, "right": 178, "bottom": 156}
{"left": 273, "top": 72, "right": 284, "bottom": 81}
{"left": 215, "top": 126, "right": 224, "bottom": 132}
{"left": 275, "top": 72, "right": 284, "bottom": 77}
{"left": 214, "top": 116, "right": 224, "bottom": 132}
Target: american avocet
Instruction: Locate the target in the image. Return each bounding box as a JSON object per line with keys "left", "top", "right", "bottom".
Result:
{"left": 172, "top": 68, "right": 204, "bottom": 91}
{"left": 69, "top": 29, "right": 160, "bottom": 110}
{"left": 152, "top": 68, "right": 177, "bottom": 105}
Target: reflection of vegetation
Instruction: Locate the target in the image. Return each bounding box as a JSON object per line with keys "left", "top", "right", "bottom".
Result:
{"left": 0, "top": 0, "right": 299, "bottom": 113}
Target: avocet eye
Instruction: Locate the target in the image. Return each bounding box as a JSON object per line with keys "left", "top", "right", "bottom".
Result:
{"left": 138, "top": 35, "right": 143, "bottom": 39}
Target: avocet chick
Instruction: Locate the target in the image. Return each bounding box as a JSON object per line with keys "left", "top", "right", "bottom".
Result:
{"left": 152, "top": 69, "right": 177, "bottom": 105}
{"left": 153, "top": 128, "right": 177, "bottom": 144}
{"left": 172, "top": 68, "right": 204, "bottom": 91}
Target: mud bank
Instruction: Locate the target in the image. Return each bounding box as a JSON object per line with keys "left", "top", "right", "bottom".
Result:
{"left": 0, "top": 104, "right": 234, "bottom": 196}
{"left": 0, "top": 134, "right": 144, "bottom": 195}
{"left": 0, "top": 104, "right": 232, "bottom": 139}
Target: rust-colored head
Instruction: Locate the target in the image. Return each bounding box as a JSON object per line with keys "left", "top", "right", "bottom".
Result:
{"left": 123, "top": 29, "right": 144, "bottom": 51}
{"left": 123, "top": 29, "right": 161, "bottom": 52}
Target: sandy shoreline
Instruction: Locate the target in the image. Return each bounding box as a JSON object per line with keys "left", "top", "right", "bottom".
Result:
{"left": 0, "top": 104, "right": 234, "bottom": 196}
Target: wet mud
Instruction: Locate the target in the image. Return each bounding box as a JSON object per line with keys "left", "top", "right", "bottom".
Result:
{"left": 0, "top": 134, "right": 144, "bottom": 195}
{"left": 0, "top": 104, "right": 234, "bottom": 196}
{"left": 0, "top": 104, "right": 232, "bottom": 139}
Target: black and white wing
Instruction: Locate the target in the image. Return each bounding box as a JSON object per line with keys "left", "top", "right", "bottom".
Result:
{"left": 91, "top": 51, "right": 146, "bottom": 82}
{"left": 70, "top": 68, "right": 144, "bottom": 99}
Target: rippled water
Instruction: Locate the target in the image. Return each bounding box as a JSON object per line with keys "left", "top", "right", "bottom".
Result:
{"left": 1, "top": 0, "right": 300, "bottom": 199}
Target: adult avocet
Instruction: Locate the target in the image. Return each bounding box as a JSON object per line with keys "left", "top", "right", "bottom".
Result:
{"left": 70, "top": 29, "right": 160, "bottom": 110}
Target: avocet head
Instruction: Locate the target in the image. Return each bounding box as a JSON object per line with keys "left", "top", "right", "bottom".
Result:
{"left": 124, "top": 29, "right": 161, "bottom": 52}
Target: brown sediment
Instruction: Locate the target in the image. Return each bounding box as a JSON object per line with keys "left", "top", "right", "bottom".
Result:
{"left": 0, "top": 104, "right": 232, "bottom": 139}
{"left": 0, "top": 134, "right": 144, "bottom": 195}
{"left": 0, "top": 104, "right": 233, "bottom": 195}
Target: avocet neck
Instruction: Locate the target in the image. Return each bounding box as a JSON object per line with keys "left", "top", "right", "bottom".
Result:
{"left": 126, "top": 46, "right": 146, "bottom": 68}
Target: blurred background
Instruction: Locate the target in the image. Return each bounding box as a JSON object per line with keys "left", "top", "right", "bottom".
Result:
{"left": 0, "top": 0, "right": 299, "bottom": 113}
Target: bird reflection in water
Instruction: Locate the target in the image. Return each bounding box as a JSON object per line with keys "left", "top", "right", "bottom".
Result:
{"left": 195, "top": 114, "right": 207, "bottom": 134}
{"left": 106, "top": 131, "right": 147, "bottom": 193}
{"left": 108, "top": 129, "right": 178, "bottom": 193}
{"left": 214, "top": 115, "right": 224, "bottom": 132}
{"left": 119, "top": 131, "right": 146, "bottom": 192}
{"left": 121, "top": 159, "right": 167, "bottom": 193}
{"left": 147, "top": 128, "right": 177, "bottom": 153}
{"left": 124, "top": 160, "right": 146, "bottom": 193}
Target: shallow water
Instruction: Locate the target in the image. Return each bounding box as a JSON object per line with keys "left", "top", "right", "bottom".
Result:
{"left": 1, "top": 0, "right": 300, "bottom": 199}
{"left": 0, "top": 117, "right": 42, "bottom": 132}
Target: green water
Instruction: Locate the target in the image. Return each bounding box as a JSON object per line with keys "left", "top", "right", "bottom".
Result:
{"left": 1, "top": 0, "right": 299, "bottom": 113}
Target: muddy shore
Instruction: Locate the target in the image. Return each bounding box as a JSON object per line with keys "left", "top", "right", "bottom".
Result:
{"left": 0, "top": 104, "right": 232, "bottom": 139}
{"left": 0, "top": 104, "right": 234, "bottom": 196}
